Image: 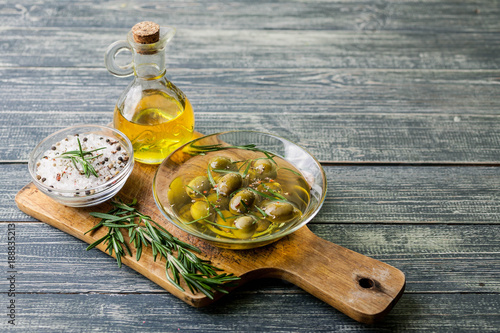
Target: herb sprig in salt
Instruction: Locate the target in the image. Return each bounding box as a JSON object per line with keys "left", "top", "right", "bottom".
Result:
{"left": 60, "top": 137, "right": 106, "bottom": 178}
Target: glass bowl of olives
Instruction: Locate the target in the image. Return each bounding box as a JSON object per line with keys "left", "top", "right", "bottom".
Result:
{"left": 153, "top": 131, "right": 327, "bottom": 250}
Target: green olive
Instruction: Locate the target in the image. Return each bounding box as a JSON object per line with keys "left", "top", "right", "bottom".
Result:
{"left": 168, "top": 177, "right": 190, "bottom": 207}
{"left": 186, "top": 176, "right": 212, "bottom": 198}
{"left": 190, "top": 201, "right": 213, "bottom": 221}
{"left": 263, "top": 201, "right": 298, "bottom": 223}
{"left": 256, "top": 219, "right": 271, "bottom": 232}
{"left": 250, "top": 158, "right": 277, "bottom": 180}
{"left": 207, "top": 192, "right": 230, "bottom": 210}
{"left": 217, "top": 173, "right": 243, "bottom": 196}
{"left": 209, "top": 156, "right": 237, "bottom": 172}
{"left": 232, "top": 216, "right": 257, "bottom": 239}
{"left": 229, "top": 189, "right": 256, "bottom": 214}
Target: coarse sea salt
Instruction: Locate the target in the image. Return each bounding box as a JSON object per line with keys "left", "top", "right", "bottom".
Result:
{"left": 36, "top": 133, "right": 130, "bottom": 193}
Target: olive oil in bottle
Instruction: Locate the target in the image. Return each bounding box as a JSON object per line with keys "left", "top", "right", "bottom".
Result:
{"left": 113, "top": 89, "right": 194, "bottom": 164}
{"left": 106, "top": 21, "right": 195, "bottom": 164}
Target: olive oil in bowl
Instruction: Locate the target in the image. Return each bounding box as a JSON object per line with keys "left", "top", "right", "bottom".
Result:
{"left": 153, "top": 131, "right": 327, "bottom": 250}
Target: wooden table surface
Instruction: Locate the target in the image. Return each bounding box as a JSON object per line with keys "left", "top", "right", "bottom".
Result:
{"left": 1, "top": 0, "right": 499, "bottom": 331}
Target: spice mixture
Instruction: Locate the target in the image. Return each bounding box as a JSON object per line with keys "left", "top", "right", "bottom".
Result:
{"left": 36, "top": 133, "right": 129, "bottom": 193}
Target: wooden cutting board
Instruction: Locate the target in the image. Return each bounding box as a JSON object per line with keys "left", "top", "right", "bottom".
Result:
{"left": 15, "top": 160, "right": 405, "bottom": 324}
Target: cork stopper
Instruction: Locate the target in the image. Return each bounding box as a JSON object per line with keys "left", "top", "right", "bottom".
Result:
{"left": 132, "top": 21, "right": 160, "bottom": 44}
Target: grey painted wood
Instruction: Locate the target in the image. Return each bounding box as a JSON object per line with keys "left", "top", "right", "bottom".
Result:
{"left": 1, "top": 222, "right": 497, "bottom": 294}
{"left": 1, "top": 28, "right": 500, "bottom": 69}
{"left": 1, "top": 0, "right": 499, "bottom": 33}
{"left": 4, "top": 164, "right": 500, "bottom": 223}
{"left": 2, "top": 68, "right": 500, "bottom": 115}
{"left": 3, "top": 111, "right": 500, "bottom": 163}
{"left": 7, "top": 292, "right": 500, "bottom": 332}
{"left": 1, "top": 0, "right": 499, "bottom": 330}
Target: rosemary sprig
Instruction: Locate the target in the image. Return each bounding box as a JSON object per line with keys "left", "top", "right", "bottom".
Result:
{"left": 247, "top": 187, "right": 290, "bottom": 204}
{"left": 189, "top": 143, "right": 276, "bottom": 158}
{"left": 85, "top": 198, "right": 240, "bottom": 299}
{"left": 60, "top": 138, "right": 106, "bottom": 178}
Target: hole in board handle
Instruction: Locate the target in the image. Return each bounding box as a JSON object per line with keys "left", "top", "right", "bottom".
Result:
{"left": 358, "top": 278, "right": 374, "bottom": 289}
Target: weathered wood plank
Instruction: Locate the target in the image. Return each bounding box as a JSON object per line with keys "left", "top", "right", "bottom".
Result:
{"left": 5, "top": 164, "right": 500, "bottom": 223}
{"left": 2, "top": 112, "right": 500, "bottom": 163}
{"left": 4, "top": 292, "right": 500, "bottom": 332}
{"left": 0, "top": 0, "right": 497, "bottom": 331}
{"left": 1, "top": 28, "right": 499, "bottom": 69}
{"left": 0, "top": 0, "right": 498, "bottom": 33}
{"left": 0, "top": 222, "right": 497, "bottom": 293}
{"left": 1, "top": 67, "right": 500, "bottom": 115}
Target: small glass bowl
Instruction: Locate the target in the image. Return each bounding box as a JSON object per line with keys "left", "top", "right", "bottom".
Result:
{"left": 153, "top": 131, "right": 327, "bottom": 250}
{"left": 28, "top": 124, "right": 134, "bottom": 207}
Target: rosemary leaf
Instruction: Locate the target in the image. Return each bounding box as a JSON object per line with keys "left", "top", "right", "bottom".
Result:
{"left": 262, "top": 184, "right": 288, "bottom": 201}
{"left": 279, "top": 167, "right": 302, "bottom": 177}
{"left": 135, "top": 244, "right": 142, "bottom": 261}
{"left": 185, "top": 214, "right": 212, "bottom": 225}
{"left": 86, "top": 234, "right": 109, "bottom": 251}
{"left": 206, "top": 164, "right": 217, "bottom": 188}
{"left": 90, "top": 212, "right": 137, "bottom": 222}
{"left": 204, "top": 219, "right": 238, "bottom": 230}
{"left": 211, "top": 169, "right": 240, "bottom": 174}
{"left": 255, "top": 205, "right": 268, "bottom": 218}
{"left": 112, "top": 202, "right": 137, "bottom": 212}
{"left": 247, "top": 187, "right": 289, "bottom": 204}
{"left": 241, "top": 160, "right": 252, "bottom": 178}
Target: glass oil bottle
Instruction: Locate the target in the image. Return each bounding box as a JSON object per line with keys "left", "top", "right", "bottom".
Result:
{"left": 105, "top": 21, "right": 194, "bottom": 164}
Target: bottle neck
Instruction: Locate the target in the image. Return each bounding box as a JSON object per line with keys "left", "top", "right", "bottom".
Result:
{"left": 133, "top": 48, "right": 166, "bottom": 79}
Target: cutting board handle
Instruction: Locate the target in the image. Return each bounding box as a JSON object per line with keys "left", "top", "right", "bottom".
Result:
{"left": 255, "top": 227, "right": 405, "bottom": 324}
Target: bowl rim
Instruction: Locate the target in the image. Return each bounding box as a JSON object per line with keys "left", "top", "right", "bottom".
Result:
{"left": 28, "top": 124, "right": 134, "bottom": 195}
{"left": 152, "top": 130, "right": 328, "bottom": 246}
